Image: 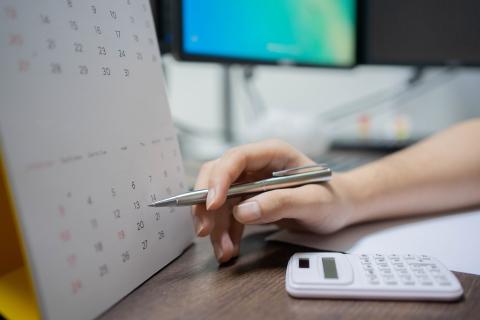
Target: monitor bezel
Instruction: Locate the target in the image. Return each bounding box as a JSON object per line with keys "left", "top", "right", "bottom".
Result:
{"left": 172, "top": 0, "right": 359, "bottom": 69}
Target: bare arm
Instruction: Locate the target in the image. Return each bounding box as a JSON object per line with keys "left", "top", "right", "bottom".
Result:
{"left": 193, "top": 119, "right": 480, "bottom": 263}
{"left": 345, "top": 118, "right": 480, "bottom": 225}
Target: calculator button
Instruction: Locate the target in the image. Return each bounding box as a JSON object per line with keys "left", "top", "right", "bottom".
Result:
{"left": 388, "top": 255, "right": 401, "bottom": 263}
{"left": 377, "top": 262, "right": 389, "bottom": 268}
{"left": 428, "top": 268, "right": 442, "bottom": 275}
{"left": 381, "top": 274, "right": 396, "bottom": 281}
{"left": 433, "top": 276, "right": 451, "bottom": 286}
{"left": 412, "top": 268, "right": 426, "bottom": 275}
{"left": 407, "top": 262, "right": 422, "bottom": 267}
{"left": 366, "top": 274, "right": 379, "bottom": 282}
{"left": 426, "top": 264, "right": 440, "bottom": 272}
{"left": 420, "top": 280, "right": 434, "bottom": 286}
{"left": 364, "top": 269, "right": 376, "bottom": 276}
{"left": 363, "top": 264, "right": 374, "bottom": 271}
{"left": 385, "top": 279, "right": 398, "bottom": 286}
{"left": 419, "top": 255, "right": 432, "bottom": 261}
{"left": 395, "top": 268, "right": 409, "bottom": 275}
{"left": 379, "top": 268, "right": 393, "bottom": 275}
{"left": 415, "top": 275, "right": 430, "bottom": 282}
{"left": 403, "top": 254, "right": 416, "bottom": 261}
{"left": 399, "top": 275, "right": 415, "bottom": 284}
{"left": 365, "top": 271, "right": 380, "bottom": 285}
{"left": 364, "top": 273, "right": 378, "bottom": 281}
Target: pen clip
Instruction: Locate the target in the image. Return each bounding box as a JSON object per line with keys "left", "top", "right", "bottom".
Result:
{"left": 272, "top": 163, "right": 329, "bottom": 177}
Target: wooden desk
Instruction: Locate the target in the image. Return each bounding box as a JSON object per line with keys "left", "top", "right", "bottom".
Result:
{"left": 100, "top": 226, "right": 480, "bottom": 320}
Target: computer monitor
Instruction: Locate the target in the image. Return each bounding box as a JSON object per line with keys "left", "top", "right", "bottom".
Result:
{"left": 359, "top": 0, "right": 480, "bottom": 66}
{"left": 150, "top": 0, "right": 173, "bottom": 53}
{"left": 173, "top": 0, "right": 358, "bottom": 68}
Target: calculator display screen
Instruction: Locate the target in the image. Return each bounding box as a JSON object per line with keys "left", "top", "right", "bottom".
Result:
{"left": 322, "top": 257, "right": 338, "bottom": 279}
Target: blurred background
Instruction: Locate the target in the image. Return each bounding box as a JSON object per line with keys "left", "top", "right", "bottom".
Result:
{"left": 150, "top": 0, "right": 480, "bottom": 183}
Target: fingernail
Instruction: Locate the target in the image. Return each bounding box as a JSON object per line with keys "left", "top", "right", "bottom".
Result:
{"left": 192, "top": 213, "right": 206, "bottom": 236}
{"left": 233, "top": 201, "right": 261, "bottom": 223}
{"left": 206, "top": 188, "right": 216, "bottom": 209}
{"left": 232, "top": 244, "right": 240, "bottom": 257}
{"left": 218, "top": 233, "right": 233, "bottom": 262}
{"left": 214, "top": 244, "right": 223, "bottom": 260}
{"left": 195, "top": 220, "right": 204, "bottom": 236}
{"left": 221, "top": 233, "right": 233, "bottom": 252}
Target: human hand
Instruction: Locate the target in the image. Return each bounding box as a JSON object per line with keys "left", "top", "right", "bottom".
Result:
{"left": 193, "top": 139, "right": 355, "bottom": 263}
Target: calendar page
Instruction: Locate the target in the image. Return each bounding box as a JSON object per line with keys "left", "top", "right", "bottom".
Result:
{"left": 0, "top": 1, "right": 193, "bottom": 319}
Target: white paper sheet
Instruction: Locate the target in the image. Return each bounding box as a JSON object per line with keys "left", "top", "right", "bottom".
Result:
{"left": 267, "top": 209, "right": 480, "bottom": 275}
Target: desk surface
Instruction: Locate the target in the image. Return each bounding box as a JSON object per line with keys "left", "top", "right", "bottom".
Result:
{"left": 99, "top": 226, "right": 480, "bottom": 320}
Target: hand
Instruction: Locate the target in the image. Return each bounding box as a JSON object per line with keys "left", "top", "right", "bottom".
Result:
{"left": 193, "top": 139, "right": 355, "bottom": 263}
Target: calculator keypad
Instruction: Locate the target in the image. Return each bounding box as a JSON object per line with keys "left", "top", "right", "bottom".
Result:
{"left": 359, "top": 254, "right": 452, "bottom": 288}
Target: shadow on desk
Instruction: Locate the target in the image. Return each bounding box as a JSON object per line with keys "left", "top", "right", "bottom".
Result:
{"left": 100, "top": 226, "right": 480, "bottom": 320}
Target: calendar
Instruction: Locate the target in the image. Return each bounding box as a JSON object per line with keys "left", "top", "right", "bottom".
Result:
{"left": 0, "top": 1, "right": 193, "bottom": 319}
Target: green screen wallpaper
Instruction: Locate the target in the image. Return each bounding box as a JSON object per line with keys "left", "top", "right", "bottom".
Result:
{"left": 183, "top": 0, "right": 356, "bottom": 66}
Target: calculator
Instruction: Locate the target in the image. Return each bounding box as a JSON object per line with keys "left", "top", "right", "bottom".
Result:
{"left": 286, "top": 253, "right": 463, "bottom": 301}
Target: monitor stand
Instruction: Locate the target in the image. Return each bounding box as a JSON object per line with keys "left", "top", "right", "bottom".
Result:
{"left": 221, "top": 64, "right": 235, "bottom": 143}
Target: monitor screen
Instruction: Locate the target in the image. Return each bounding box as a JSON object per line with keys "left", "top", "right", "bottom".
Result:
{"left": 360, "top": 0, "right": 480, "bottom": 66}
{"left": 177, "top": 0, "right": 357, "bottom": 67}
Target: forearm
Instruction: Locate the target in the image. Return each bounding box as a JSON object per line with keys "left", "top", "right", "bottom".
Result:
{"left": 343, "top": 119, "right": 480, "bottom": 225}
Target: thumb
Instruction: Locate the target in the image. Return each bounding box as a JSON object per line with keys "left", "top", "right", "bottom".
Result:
{"left": 233, "top": 187, "right": 306, "bottom": 224}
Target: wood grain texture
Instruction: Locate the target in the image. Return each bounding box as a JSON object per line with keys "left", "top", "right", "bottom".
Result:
{"left": 99, "top": 226, "right": 480, "bottom": 320}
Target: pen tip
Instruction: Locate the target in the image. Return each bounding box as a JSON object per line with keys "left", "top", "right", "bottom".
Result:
{"left": 149, "top": 197, "right": 177, "bottom": 207}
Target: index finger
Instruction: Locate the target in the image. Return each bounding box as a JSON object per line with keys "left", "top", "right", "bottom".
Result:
{"left": 206, "top": 139, "right": 313, "bottom": 210}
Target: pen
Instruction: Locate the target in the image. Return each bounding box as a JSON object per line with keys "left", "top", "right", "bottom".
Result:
{"left": 149, "top": 164, "right": 332, "bottom": 207}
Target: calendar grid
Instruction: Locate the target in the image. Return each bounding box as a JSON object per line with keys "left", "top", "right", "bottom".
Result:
{"left": 0, "top": 1, "right": 193, "bottom": 319}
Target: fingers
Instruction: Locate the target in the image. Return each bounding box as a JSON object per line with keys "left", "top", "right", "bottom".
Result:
{"left": 208, "top": 198, "right": 243, "bottom": 263}
{"left": 192, "top": 139, "right": 316, "bottom": 263}
{"left": 233, "top": 184, "right": 322, "bottom": 225}
{"left": 209, "top": 204, "right": 235, "bottom": 263}
{"left": 207, "top": 139, "right": 313, "bottom": 210}
{"left": 193, "top": 204, "right": 214, "bottom": 237}
{"left": 192, "top": 161, "right": 216, "bottom": 236}
{"left": 229, "top": 219, "right": 244, "bottom": 258}
{"left": 209, "top": 220, "right": 244, "bottom": 263}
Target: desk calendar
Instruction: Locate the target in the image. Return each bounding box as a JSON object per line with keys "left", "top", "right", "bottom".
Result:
{"left": 0, "top": 1, "right": 194, "bottom": 319}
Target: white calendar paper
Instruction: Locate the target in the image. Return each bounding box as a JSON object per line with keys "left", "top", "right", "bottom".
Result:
{"left": 0, "top": 1, "right": 193, "bottom": 319}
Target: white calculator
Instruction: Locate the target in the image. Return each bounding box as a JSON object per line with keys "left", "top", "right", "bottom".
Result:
{"left": 286, "top": 253, "right": 463, "bottom": 301}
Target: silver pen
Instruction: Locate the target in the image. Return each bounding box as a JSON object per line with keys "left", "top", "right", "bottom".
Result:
{"left": 149, "top": 164, "right": 332, "bottom": 207}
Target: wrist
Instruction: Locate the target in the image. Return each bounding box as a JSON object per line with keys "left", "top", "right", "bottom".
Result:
{"left": 324, "top": 172, "right": 361, "bottom": 230}
{"left": 334, "top": 168, "right": 376, "bottom": 228}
